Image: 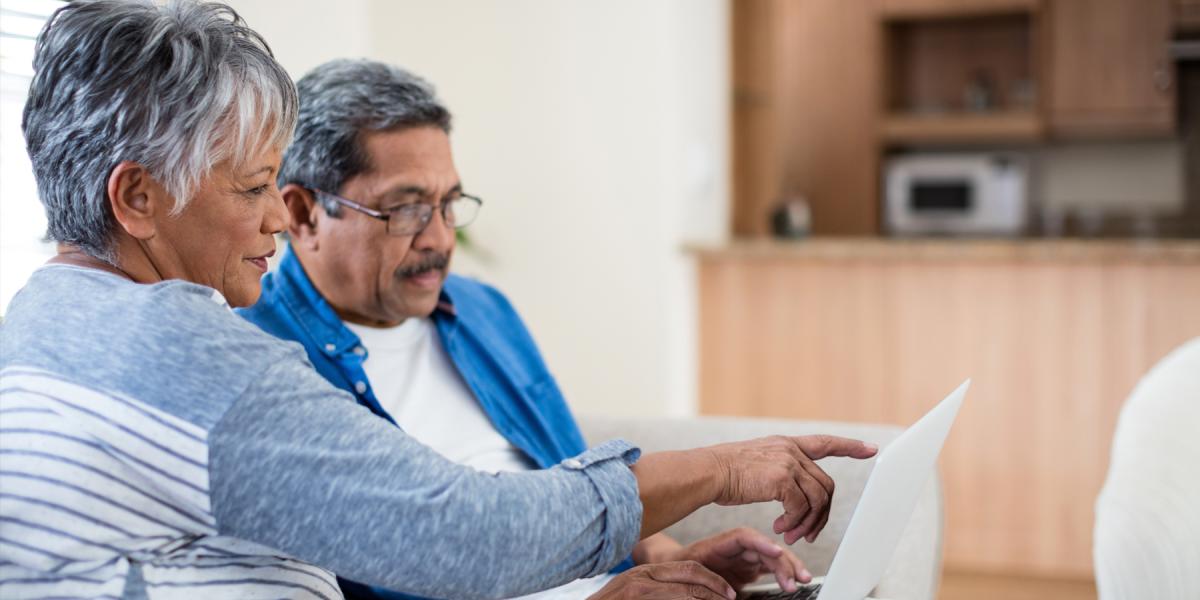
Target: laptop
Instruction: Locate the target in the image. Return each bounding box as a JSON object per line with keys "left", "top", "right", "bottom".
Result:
{"left": 740, "top": 379, "right": 971, "bottom": 600}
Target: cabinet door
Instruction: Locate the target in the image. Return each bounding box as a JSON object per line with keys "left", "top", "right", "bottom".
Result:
{"left": 732, "top": 0, "right": 881, "bottom": 236}
{"left": 731, "top": 0, "right": 785, "bottom": 237}
{"left": 1049, "top": 0, "right": 1175, "bottom": 136}
{"left": 1180, "top": 0, "right": 1200, "bottom": 30}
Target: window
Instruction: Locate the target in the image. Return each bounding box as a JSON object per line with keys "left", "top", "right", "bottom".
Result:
{"left": 1, "top": 0, "right": 63, "bottom": 313}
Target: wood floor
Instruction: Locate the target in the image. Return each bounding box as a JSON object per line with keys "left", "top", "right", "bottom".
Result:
{"left": 940, "top": 570, "right": 1096, "bottom": 600}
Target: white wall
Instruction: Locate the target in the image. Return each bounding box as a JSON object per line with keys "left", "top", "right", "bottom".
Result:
{"left": 235, "top": 1, "right": 731, "bottom": 417}
{"left": 1035, "top": 141, "right": 1185, "bottom": 214}
{"left": 232, "top": 0, "right": 373, "bottom": 78}
{"left": 0, "top": 72, "right": 51, "bottom": 314}
{"left": 0, "top": 1, "right": 61, "bottom": 314}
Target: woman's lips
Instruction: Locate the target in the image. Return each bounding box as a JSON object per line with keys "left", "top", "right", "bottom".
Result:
{"left": 246, "top": 250, "right": 274, "bottom": 273}
{"left": 247, "top": 257, "right": 268, "bottom": 273}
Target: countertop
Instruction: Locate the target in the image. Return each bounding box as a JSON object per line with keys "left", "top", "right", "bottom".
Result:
{"left": 686, "top": 237, "right": 1200, "bottom": 263}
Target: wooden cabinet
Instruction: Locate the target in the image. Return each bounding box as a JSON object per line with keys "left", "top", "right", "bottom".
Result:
{"left": 1179, "top": 0, "right": 1200, "bottom": 30}
{"left": 1048, "top": 0, "right": 1176, "bottom": 136}
{"left": 731, "top": 0, "right": 880, "bottom": 237}
{"left": 882, "top": 8, "right": 1045, "bottom": 143}
{"left": 730, "top": 0, "right": 1179, "bottom": 239}
{"left": 731, "top": 0, "right": 785, "bottom": 238}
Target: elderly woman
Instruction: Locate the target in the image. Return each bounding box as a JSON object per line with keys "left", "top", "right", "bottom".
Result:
{"left": 0, "top": 1, "right": 875, "bottom": 599}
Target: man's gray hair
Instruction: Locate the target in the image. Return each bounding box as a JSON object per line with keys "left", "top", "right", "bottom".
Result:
{"left": 22, "top": 0, "right": 298, "bottom": 262}
{"left": 279, "top": 59, "right": 451, "bottom": 217}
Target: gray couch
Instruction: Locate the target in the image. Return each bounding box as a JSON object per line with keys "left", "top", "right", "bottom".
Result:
{"left": 579, "top": 415, "right": 943, "bottom": 600}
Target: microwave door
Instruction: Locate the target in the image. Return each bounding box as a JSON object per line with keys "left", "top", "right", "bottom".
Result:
{"left": 911, "top": 180, "right": 973, "bottom": 234}
{"left": 912, "top": 180, "right": 973, "bottom": 212}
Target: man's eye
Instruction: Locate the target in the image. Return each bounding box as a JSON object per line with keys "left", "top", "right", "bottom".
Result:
{"left": 391, "top": 204, "right": 427, "bottom": 217}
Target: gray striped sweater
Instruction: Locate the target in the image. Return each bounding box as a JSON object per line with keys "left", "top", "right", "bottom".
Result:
{"left": 0, "top": 265, "right": 642, "bottom": 599}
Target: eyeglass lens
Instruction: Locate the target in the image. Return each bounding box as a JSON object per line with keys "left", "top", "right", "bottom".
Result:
{"left": 386, "top": 196, "right": 480, "bottom": 236}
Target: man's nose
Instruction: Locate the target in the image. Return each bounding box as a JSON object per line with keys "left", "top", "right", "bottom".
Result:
{"left": 412, "top": 207, "right": 453, "bottom": 250}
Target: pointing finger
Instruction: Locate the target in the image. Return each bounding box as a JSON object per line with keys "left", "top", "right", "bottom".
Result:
{"left": 792, "top": 435, "right": 878, "bottom": 460}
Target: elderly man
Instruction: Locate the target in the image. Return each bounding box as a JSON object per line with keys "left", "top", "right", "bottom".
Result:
{"left": 239, "top": 59, "right": 847, "bottom": 599}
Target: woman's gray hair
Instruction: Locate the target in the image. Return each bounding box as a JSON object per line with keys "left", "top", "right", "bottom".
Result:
{"left": 279, "top": 59, "right": 451, "bottom": 217}
{"left": 22, "top": 0, "right": 298, "bottom": 262}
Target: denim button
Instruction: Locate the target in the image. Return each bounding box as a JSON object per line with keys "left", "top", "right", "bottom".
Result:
{"left": 562, "top": 458, "right": 583, "bottom": 469}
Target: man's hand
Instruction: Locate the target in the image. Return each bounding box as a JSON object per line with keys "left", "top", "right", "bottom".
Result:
{"left": 587, "top": 561, "right": 736, "bottom": 600}
{"left": 707, "top": 435, "right": 878, "bottom": 544}
{"left": 668, "top": 528, "right": 811, "bottom": 592}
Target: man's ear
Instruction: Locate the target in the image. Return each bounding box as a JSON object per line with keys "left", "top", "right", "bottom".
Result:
{"left": 282, "top": 183, "right": 320, "bottom": 251}
{"left": 107, "top": 161, "right": 167, "bottom": 240}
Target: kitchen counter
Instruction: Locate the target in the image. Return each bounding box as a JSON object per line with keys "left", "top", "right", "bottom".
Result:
{"left": 686, "top": 237, "right": 1200, "bottom": 263}
{"left": 694, "top": 235, "right": 1200, "bottom": 577}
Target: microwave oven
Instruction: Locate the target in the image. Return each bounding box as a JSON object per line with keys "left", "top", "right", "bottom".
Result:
{"left": 883, "top": 153, "right": 1029, "bottom": 236}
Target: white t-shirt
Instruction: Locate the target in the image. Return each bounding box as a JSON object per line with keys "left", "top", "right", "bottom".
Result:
{"left": 345, "top": 318, "right": 613, "bottom": 599}
{"left": 346, "top": 317, "right": 533, "bottom": 473}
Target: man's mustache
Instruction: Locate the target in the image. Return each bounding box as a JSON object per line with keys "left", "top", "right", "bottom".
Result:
{"left": 396, "top": 253, "right": 450, "bottom": 278}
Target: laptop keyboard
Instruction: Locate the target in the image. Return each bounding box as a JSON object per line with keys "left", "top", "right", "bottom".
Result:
{"left": 741, "top": 583, "right": 822, "bottom": 600}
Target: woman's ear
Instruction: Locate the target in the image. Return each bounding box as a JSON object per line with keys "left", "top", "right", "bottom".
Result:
{"left": 107, "top": 162, "right": 167, "bottom": 240}
{"left": 282, "top": 183, "right": 321, "bottom": 251}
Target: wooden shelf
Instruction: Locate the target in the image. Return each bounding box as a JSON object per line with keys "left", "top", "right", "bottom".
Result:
{"left": 883, "top": 111, "right": 1043, "bottom": 144}
{"left": 881, "top": 0, "right": 1041, "bottom": 20}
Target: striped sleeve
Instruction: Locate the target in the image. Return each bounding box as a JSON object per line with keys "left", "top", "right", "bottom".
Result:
{"left": 0, "top": 366, "right": 340, "bottom": 600}
{"left": 0, "top": 368, "right": 215, "bottom": 568}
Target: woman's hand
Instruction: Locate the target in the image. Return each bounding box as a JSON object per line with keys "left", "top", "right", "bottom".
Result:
{"left": 632, "top": 435, "right": 877, "bottom": 542}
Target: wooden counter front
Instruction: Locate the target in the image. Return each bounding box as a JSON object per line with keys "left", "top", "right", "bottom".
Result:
{"left": 695, "top": 239, "right": 1200, "bottom": 578}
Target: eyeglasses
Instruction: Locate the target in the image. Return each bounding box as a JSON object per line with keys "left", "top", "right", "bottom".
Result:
{"left": 310, "top": 188, "right": 482, "bottom": 237}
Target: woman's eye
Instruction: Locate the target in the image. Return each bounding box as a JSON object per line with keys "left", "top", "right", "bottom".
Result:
{"left": 244, "top": 184, "right": 270, "bottom": 196}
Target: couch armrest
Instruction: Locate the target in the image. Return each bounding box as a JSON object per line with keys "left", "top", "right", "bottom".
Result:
{"left": 578, "top": 415, "right": 943, "bottom": 600}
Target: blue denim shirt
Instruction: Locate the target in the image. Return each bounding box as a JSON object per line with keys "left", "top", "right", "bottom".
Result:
{"left": 238, "top": 247, "right": 632, "bottom": 599}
